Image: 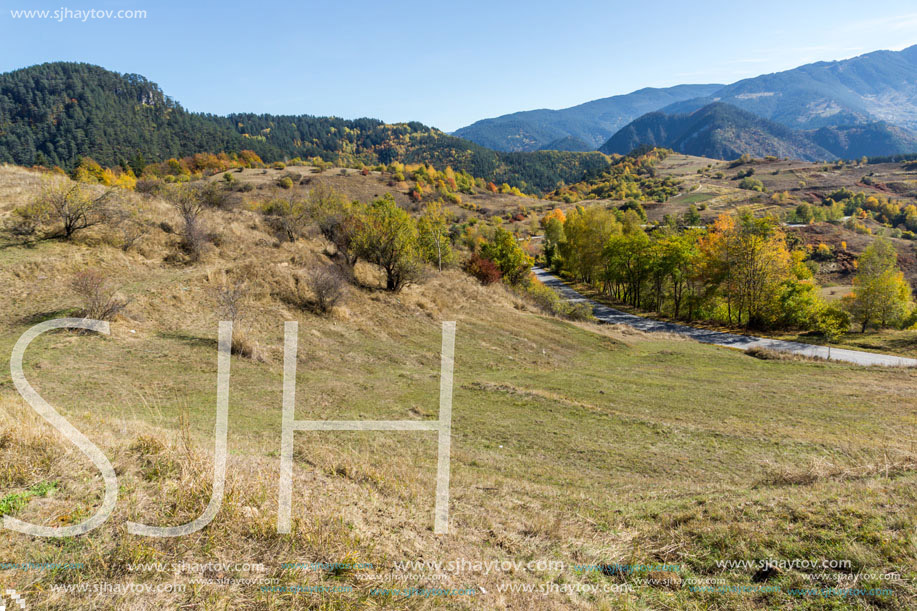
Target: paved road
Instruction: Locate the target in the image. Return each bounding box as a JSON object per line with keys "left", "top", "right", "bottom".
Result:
{"left": 534, "top": 267, "right": 917, "bottom": 368}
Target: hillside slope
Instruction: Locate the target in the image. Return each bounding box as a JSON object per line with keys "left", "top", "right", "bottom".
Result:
{"left": 1, "top": 165, "right": 916, "bottom": 609}
{"left": 600, "top": 103, "right": 835, "bottom": 160}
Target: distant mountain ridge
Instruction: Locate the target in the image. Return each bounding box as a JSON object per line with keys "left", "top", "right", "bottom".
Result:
{"left": 452, "top": 84, "right": 723, "bottom": 152}
{"left": 662, "top": 45, "right": 917, "bottom": 131}
{"left": 456, "top": 44, "right": 917, "bottom": 160}
{"left": 599, "top": 102, "right": 917, "bottom": 161}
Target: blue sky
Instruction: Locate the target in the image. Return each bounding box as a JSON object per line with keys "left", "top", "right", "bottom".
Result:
{"left": 1, "top": 0, "right": 917, "bottom": 131}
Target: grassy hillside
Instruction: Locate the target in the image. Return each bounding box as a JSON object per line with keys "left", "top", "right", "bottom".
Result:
{"left": 0, "top": 166, "right": 916, "bottom": 609}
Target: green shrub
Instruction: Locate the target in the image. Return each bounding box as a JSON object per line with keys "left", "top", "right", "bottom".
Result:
{"left": 738, "top": 177, "right": 765, "bottom": 192}
{"left": 523, "top": 280, "right": 594, "bottom": 321}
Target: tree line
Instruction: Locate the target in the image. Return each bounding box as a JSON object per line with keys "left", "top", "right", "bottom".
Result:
{"left": 0, "top": 62, "right": 613, "bottom": 195}
{"left": 542, "top": 204, "right": 914, "bottom": 336}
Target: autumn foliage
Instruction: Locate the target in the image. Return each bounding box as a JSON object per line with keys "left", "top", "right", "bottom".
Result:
{"left": 464, "top": 253, "right": 503, "bottom": 285}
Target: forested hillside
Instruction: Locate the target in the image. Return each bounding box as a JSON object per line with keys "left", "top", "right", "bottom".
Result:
{"left": 0, "top": 63, "right": 611, "bottom": 193}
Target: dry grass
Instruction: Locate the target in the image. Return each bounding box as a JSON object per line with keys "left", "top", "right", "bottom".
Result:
{"left": 1, "top": 166, "right": 917, "bottom": 609}
{"left": 204, "top": 165, "right": 539, "bottom": 223}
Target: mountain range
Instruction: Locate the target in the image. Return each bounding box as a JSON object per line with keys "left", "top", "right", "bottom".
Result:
{"left": 599, "top": 102, "right": 917, "bottom": 162}
{"left": 456, "top": 45, "right": 917, "bottom": 160}
{"left": 452, "top": 84, "right": 723, "bottom": 152}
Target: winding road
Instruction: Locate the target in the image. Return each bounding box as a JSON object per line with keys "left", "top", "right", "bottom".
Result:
{"left": 534, "top": 268, "right": 917, "bottom": 368}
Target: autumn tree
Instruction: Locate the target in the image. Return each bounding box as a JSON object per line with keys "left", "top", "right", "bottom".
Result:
{"left": 547, "top": 203, "right": 830, "bottom": 331}
{"left": 602, "top": 230, "right": 651, "bottom": 306}
{"left": 653, "top": 232, "right": 699, "bottom": 317}
{"left": 262, "top": 194, "right": 310, "bottom": 242}
{"left": 700, "top": 212, "right": 793, "bottom": 329}
{"left": 417, "top": 200, "right": 454, "bottom": 270}
{"left": 814, "top": 305, "right": 850, "bottom": 357}
{"left": 354, "top": 194, "right": 421, "bottom": 292}
{"left": 559, "top": 205, "right": 621, "bottom": 283}
{"left": 481, "top": 227, "right": 533, "bottom": 285}
{"left": 845, "top": 238, "right": 913, "bottom": 331}
{"left": 540, "top": 208, "right": 566, "bottom": 269}
{"left": 309, "top": 185, "right": 361, "bottom": 269}
{"left": 683, "top": 204, "right": 702, "bottom": 226}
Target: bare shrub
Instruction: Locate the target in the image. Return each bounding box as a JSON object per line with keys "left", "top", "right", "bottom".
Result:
{"left": 230, "top": 330, "right": 263, "bottom": 361}
{"left": 70, "top": 269, "right": 129, "bottom": 321}
{"left": 210, "top": 278, "right": 264, "bottom": 360}
{"left": 197, "top": 181, "right": 236, "bottom": 210}
{"left": 106, "top": 205, "right": 148, "bottom": 251}
{"left": 262, "top": 195, "right": 310, "bottom": 242}
{"left": 306, "top": 266, "right": 346, "bottom": 314}
{"left": 16, "top": 178, "right": 116, "bottom": 239}
{"left": 167, "top": 185, "right": 208, "bottom": 261}
{"left": 745, "top": 346, "right": 825, "bottom": 362}
{"left": 7, "top": 204, "right": 41, "bottom": 237}
{"left": 278, "top": 274, "right": 311, "bottom": 311}
{"left": 118, "top": 220, "right": 147, "bottom": 251}
{"left": 212, "top": 280, "right": 249, "bottom": 326}
{"left": 277, "top": 266, "right": 345, "bottom": 315}
{"left": 135, "top": 178, "right": 165, "bottom": 196}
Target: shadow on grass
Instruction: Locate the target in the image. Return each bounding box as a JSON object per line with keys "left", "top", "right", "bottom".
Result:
{"left": 0, "top": 230, "right": 64, "bottom": 250}
{"left": 157, "top": 331, "right": 218, "bottom": 349}
{"left": 16, "top": 308, "right": 81, "bottom": 326}
{"left": 851, "top": 336, "right": 917, "bottom": 352}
